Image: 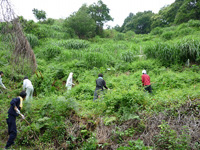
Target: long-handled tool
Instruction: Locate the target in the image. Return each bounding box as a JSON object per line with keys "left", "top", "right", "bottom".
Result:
{"left": 20, "top": 114, "right": 39, "bottom": 140}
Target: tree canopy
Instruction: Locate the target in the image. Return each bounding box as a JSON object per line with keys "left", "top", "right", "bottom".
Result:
{"left": 64, "top": 4, "right": 96, "bottom": 39}
{"left": 32, "top": 8, "right": 46, "bottom": 21}
{"left": 88, "top": 0, "right": 113, "bottom": 35}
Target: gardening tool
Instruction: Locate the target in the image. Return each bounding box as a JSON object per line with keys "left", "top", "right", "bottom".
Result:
{"left": 19, "top": 114, "right": 39, "bottom": 140}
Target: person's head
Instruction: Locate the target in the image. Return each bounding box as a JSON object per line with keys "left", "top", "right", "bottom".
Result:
{"left": 69, "top": 72, "right": 73, "bottom": 76}
{"left": 0, "top": 71, "right": 4, "bottom": 76}
{"left": 142, "top": 70, "right": 146, "bottom": 74}
{"left": 24, "top": 76, "right": 28, "bottom": 80}
{"left": 19, "top": 91, "right": 27, "bottom": 100}
{"left": 98, "top": 73, "right": 103, "bottom": 77}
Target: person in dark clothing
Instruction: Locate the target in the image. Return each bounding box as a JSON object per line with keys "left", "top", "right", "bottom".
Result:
{"left": 141, "top": 70, "right": 152, "bottom": 93}
{"left": 93, "top": 73, "right": 109, "bottom": 101}
{"left": 5, "top": 91, "right": 26, "bottom": 149}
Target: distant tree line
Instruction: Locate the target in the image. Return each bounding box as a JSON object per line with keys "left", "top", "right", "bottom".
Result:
{"left": 17, "top": 0, "right": 200, "bottom": 39}
{"left": 115, "top": 0, "right": 200, "bottom": 34}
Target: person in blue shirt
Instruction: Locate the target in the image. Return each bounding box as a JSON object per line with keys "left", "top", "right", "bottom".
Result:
{"left": 5, "top": 91, "right": 26, "bottom": 149}
{"left": 93, "top": 73, "right": 109, "bottom": 101}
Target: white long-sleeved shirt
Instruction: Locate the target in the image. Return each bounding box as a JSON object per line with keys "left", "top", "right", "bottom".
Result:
{"left": 66, "top": 73, "right": 74, "bottom": 87}
{"left": 23, "top": 79, "right": 33, "bottom": 90}
{"left": 0, "top": 75, "right": 6, "bottom": 89}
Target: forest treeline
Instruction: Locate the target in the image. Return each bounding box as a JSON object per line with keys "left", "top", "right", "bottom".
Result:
{"left": 5, "top": 0, "right": 199, "bottom": 39}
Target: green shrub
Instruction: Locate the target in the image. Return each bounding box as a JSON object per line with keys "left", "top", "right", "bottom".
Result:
{"left": 118, "top": 139, "right": 152, "bottom": 150}
{"left": 161, "top": 31, "right": 174, "bottom": 40}
{"left": 154, "top": 122, "right": 190, "bottom": 150}
{"left": 121, "top": 50, "right": 135, "bottom": 62}
{"left": 144, "top": 36, "right": 200, "bottom": 66}
{"left": 35, "top": 26, "right": 49, "bottom": 39}
{"left": 188, "top": 19, "right": 200, "bottom": 28}
{"left": 43, "top": 44, "right": 62, "bottom": 60}
{"left": 150, "top": 27, "right": 163, "bottom": 35}
{"left": 26, "top": 34, "right": 39, "bottom": 48}
{"left": 58, "top": 39, "right": 90, "bottom": 49}
{"left": 176, "top": 28, "right": 194, "bottom": 36}
{"left": 114, "top": 33, "right": 125, "bottom": 41}
{"left": 84, "top": 52, "right": 107, "bottom": 69}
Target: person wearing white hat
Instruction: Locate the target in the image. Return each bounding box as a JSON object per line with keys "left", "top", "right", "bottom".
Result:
{"left": 141, "top": 70, "right": 152, "bottom": 93}
{"left": 66, "top": 72, "right": 75, "bottom": 91}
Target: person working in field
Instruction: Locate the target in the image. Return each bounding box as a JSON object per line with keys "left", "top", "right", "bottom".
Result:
{"left": 66, "top": 72, "right": 75, "bottom": 91}
{"left": 0, "top": 71, "right": 7, "bottom": 90}
{"left": 23, "top": 76, "right": 34, "bottom": 101}
{"left": 5, "top": 91, "right": 26, "bottom": 149}
{"left": 141, "top": 70, "right": 152, "bottom": 93}
{"left": 93, "top": 73, "right": 109, "bottom": 101}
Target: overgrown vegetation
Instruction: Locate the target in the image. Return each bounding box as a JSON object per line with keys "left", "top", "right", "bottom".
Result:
{"left": 1, "top": 0, "right": 200, "bottom": 149}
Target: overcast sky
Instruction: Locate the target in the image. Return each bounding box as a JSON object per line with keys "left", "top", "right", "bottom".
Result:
{"left": 10, "top": 0, "right": 175, "bottom": 27}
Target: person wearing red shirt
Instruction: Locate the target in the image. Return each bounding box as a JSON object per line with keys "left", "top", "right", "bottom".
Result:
{"left": 141, "top": 70, "right": 152, "bottom": 93}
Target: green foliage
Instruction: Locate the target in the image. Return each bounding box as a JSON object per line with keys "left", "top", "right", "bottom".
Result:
{"left": 121, "top": 11, "right": 154, "bottom": 34}
{"left": 64, "top": 5, "right": 96, "bottom": 38}
{"left": 161, "top": 31, "right": 174, "bottom": 40}
{"left": 175, "top": 0, "right": 200, "bottom": 24}
{"left": 154, "top": 122, "right": 190, "bottom": 149}
{"left": 118, "top": 139, "right": 152, "bottom": 150}
{"left": 88, "top": 0, "right": 113, "bottom": 35}
{"left": 32, "top": 8, "right": 46, "bottom": 21}
{"left": 26, "top": 33, "right": 39, "bottom": 48}
{"left": 43, "top": 44, "right": 62, "bottom": 60}
{"left": 114, "top": 33, "right": 125, "bottom": 41}
{"left": 43, "top": 18, "right": 55, "bottom": 25}
{"left": 58, "top": 39, "right": 90, "bottom": 49}
{"left": 144, "top": 36, "right": 200, "bottom": 66}
{"left": 121, "top": 50, "right": 135, "bottom": 62}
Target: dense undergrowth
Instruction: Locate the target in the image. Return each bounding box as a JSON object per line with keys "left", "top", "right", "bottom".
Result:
{"left": 0, "top": 19, "right": 200, "bottom": 149}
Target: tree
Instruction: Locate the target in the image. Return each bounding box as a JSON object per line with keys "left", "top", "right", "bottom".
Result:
{"left": 64, "top": 4, "right": 96, "bottom": 39}
{"left": 175, "top": 0, "right": 200, "bottom": 24}
{"left": 32, "top": 8, "right": 46, "bottom": 21}
{"left": 121, "top": 11, "right": 154, "bottom": 34}
{"left": 88, "top": 0, "right": 113, "bottom": 35}
{"left": 121, "top": 13, "right": 134, "bottom": 32}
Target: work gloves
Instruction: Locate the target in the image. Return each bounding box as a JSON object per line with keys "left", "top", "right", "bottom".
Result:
{"left": 16, "top": 108, "right": 25, "bottom": 119}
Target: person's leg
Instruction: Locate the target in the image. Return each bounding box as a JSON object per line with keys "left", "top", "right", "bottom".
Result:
{"left": 26, "top": 88, "right": 31, "bottom": 101}
{"left": 93, "top": 89, "right": 98, "bottom": 101}
{"left": 148, "top": 85, "right": 152, "bottom": 93}
{"left": 5, "top": 116, "right": 17, "bottom": 149}
{"left": 30, "top": 87, "right": 34, "bottom": 100}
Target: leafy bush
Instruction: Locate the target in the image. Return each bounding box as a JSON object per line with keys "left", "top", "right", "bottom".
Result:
{"left": 154, "top": 122, "right": 190, "bottom": 150}
{"left": 26, "top": 34, "right": 39, "bottom": 48}
{"left": 118, "top": 139, "right": 152, "bottom": 150}
{"left": 43, "top": 44, "right": 62, "bottom": 60}
{"left": 121, "top": 50, "right": 135, "bottom": 62}
{"left": 150, "top": 27, "right": 163, "bottom": 35}
{"left": 188, "top": 19, "right": 200, "bottom": 28}
{"left": 84, "top": 52, "right": 107, "bottom": 69}
{"left": 144, "top": 36, "right": 200, "bottom": 66}
{"left": 58, "top": 39, "right": 90, "bottom": 49}
{"left": 114, "top": 33, "right": 125, "bottom": 41}
{"left": 161, "top": 31, "right": 174, "bottom": 40}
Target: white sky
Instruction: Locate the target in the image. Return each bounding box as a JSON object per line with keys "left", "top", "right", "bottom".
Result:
{"left": 9, "top": 0, "right": 175, "bottom": 27}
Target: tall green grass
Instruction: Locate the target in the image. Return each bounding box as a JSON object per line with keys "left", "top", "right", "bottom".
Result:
{"left": 144, "top": 36, "right": 200, "bottom": 66}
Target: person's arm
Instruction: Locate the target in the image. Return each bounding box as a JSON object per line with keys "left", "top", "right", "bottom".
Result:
{"left": 103, "top": 80, "right": 108, "bottom": 89}
{"left": 142, "top": 75, "right": 144, "bottom": 86}
{"left": 0, "top": 78, "right": 6, "bottom": 89}
{"left": 14, "top": 106, "right": 25, "bottom": 119}
{"left": 23, "top": 80, "right": 26, "bottom": 90}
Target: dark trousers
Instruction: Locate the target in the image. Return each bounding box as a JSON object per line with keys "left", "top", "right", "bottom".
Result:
{"left": 144, "top": 85, "right": 152, "bottom": 93}
{"left": 93, "top": 89, "right": 103, "bottom": 101}
{"left": 5, "top": 115, "right": 17, "bottom": 149}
